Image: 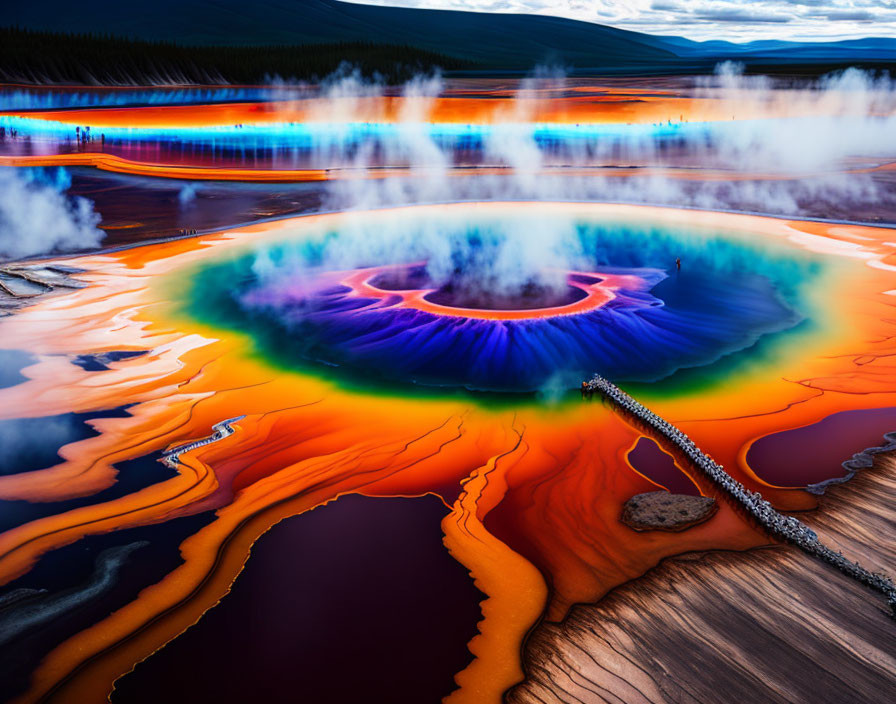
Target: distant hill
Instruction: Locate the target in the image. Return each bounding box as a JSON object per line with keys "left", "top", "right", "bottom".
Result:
{"left": 3, "top": 0, "right": 678, "bottom": 70}
{"left": 3, "top": 0, "right": 896, "bottom": 83}
{"left": 668, "top": 36, "right": 896, "bottom": 60}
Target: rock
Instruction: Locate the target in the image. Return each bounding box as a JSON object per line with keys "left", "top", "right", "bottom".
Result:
{"left": 622, "top": 491, "right": 717, "bottom": 532}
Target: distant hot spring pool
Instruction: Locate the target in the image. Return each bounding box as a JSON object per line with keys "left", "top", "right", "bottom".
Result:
{"left": 180, "top": 204, "right": 824, "bottom": 393}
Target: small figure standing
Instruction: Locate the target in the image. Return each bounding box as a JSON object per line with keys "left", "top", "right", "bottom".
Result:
{"left": 675, "top": 257, "right": 681, "bottom": 270}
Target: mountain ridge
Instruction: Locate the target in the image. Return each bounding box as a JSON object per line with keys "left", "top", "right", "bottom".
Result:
{"left": 4, "top": 0, "right": 896, "bottom": 74}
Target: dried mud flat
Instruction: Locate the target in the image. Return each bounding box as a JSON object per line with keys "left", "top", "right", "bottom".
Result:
{"left": 509, "top": 455, "right": 896, "bottom": 704}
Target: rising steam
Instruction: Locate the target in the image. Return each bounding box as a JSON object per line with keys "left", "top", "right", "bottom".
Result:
{"left": 276, "top": 62, "right": 896, "bottom": 221}
{"left": 0, "top": 167, "right": 104, "bottom": 260}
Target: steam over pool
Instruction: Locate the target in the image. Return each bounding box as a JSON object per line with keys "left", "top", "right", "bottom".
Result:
{"left": 180, "top": 205, "right": 819, "bottom": 391}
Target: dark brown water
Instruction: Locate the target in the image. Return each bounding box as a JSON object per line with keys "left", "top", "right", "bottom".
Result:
{"left": 111, "top": 494, "right": 483, "bottom": 704}
{"left": 747, "top": 406, "right": 896, "bottom": 486}
{"left": 65, "top": 169, "right": 324, "bottom": 248}
{"left": 627, "top": 436, "right": 701, "bottom": 495}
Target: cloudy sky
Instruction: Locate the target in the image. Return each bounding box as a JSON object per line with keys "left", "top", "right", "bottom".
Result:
{"left": 344, "top": 1, "right": 896, "bottom": 41}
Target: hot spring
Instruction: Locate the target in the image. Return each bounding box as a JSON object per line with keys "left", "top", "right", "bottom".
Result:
{"left": 176, "top": 202, "right": 824, "bottom": 393}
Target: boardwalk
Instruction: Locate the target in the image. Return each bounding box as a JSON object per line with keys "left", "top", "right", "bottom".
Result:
{"left": 161, "top": 416, "right": 245, "bottom": 468}
{"left": 584, "top": 375, "right": 896, "bottom": 617}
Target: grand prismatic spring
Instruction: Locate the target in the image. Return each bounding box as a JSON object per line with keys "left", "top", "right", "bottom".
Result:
{"left": 2, "top": 18, "right": 896, "bottom": 704}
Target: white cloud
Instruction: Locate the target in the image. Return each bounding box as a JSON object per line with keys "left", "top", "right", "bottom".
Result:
{"left": 341, "top": 1, "right": 896, "bottom": 41}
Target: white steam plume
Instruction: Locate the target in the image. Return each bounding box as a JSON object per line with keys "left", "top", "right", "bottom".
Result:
{"left": 0, "top": 168, "right": 104, "bottom": 260}
{"left": 178, "top": 183, "right": 198, "bottom": 206}
{"left": 302, "top": 63, "right": 896, "bottom": 221}
{"left": 695, "top": 62, "right": 896, "bottom": 173}
{"left": 248, "top": 64, "right": 896, "bottom": 296}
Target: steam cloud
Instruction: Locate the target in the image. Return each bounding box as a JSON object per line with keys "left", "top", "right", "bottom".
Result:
{"left": 269, "top": 62, "right": 896, "bottom": 221}
{"left": 0, "top": 167, "right": 104, "bottom": 260}
{"left": 248, "top": 63, "right": 896, "bottom": 297}
{"left": 178, "top": 183, "right": 198, "bottom": 206}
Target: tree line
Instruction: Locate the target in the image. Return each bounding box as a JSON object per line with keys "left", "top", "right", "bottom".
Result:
{"left": 0, "top": 27, "right": 475, "bottom": 85}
